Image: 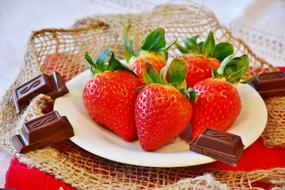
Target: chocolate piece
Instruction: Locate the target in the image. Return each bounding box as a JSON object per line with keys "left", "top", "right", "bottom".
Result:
{"left": 12, "top": 111, "right": 74, "bottom": 153}
{"left": 258, "top": 88, "right": 285, "bottom": 99}
{"left": 190, "top": 128, "right": 244, "bottom": 166}
{"left": 250, "top": 71, "right": 285, "bottom": 98}
{"left": 13, "top": 72, "right": 68, "bottom": 113}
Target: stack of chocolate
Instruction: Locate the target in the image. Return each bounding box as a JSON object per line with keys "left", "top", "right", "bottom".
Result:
{"left": 12, "top": 72, "right": 74, "bottom": 153}
{"left": 251, "top": 71, "right": 285, "bottom": 98}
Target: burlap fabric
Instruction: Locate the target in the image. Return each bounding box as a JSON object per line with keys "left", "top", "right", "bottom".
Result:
{"left": 1, "top": 2, "right": 285, "bottom": 189}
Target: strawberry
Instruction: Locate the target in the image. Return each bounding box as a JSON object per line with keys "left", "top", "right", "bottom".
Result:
{"left": 191, "top": 54, "right": 253, "bottom": 138}
{"left": 124, "top": 26, "right": 174, "bottom": 79}
{"left": 135, "top": 59, "right": 195, "bottom": 151}
{"left": 83, "top": 49, "right": 143, "bottom": 141}
{"left": 176, "top": 31, "right": 234, "bottom": 87}
{"left": 129, "top": 51, "right": 166, "bottom": 79}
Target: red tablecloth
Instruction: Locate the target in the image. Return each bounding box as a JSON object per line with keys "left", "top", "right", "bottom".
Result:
{"left": 4, "top": 67, "right": 285, "bottom": 189}
{"left": 4, "top": 138, "right": 285, "bottom": 189}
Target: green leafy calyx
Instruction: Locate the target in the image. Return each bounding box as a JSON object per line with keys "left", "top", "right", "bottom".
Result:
{"left": 85, "top": 49, "right": 136, "bottom": 76}
{"left": 141, "top": 28, "right": 166, "bottom": 51}
{"left": 175, "top": 31, "right": 234, "bottom": 61}
{"left": 212, "top": 54, "right": 251, "bottom": 84}
{"left": 142, "top": 58, "right": 196, "bottom": 100}
{"left": 124, "top": 25, "right": 175, "bottom": 61}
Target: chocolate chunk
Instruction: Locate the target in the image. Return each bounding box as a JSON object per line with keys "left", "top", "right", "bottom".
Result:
{"left": 250, "top": 71, "right": 285, "bottom": 98}
{"left": 190, "top": 128, "right": 244, "bottom": 166}
{"left": 13, "top": 72, "right": 68, "bottom": 113}
{"left": 12, "top": 111, "right": 74, "bottom": 153}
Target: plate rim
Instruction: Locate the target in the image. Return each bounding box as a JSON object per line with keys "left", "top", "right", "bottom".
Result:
{"left": 54, "top": 69, "right": 268, "bottom": 168}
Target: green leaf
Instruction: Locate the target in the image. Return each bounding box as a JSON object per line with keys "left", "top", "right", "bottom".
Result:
{"left": 85, "top": 52, "right": 100, "bottom": 75}
{"left": 85, "top": 52, "right": 95, "bottom": 66}
{"left": 144, "top": 61, "right": 162, "bottom": 83}
{"left": 167, "top": 58, "right": 187, "bottom": 88}
{"left": 107, "top": 51, "right": 137, "bottom": 76}
{"left": 202, "top": 31, "right": 215, "bottom": 56}
{"left": 159, "top": 63, "right": 169, "bottom": 83}
{"left": 226, "top": 67, "right": 246, "bottom": 84}
{"left": 184, "top": 35, "right": 199, "bottom": 49}
{"left": 215, "top": 54, "right": 249, "bottom": 84}
{"left": 177, "top": 80, "right": 187, "bottom": 95}
{"left": 124, "top": 50, "right": 132, "bottom": 63}
{"left": 213, "top": 42, "right": 234, "bottom": 61}
{"left": 141, "top": 28, "right": 166, "bottom": 51}
{"left": 184, "top": 35, "right": 200, "bottom": 54}
{"left": 237, "top": 55, "right": 249, "bottom": 69}
{"left": 142, "top": 71, "right": 153, "bottom": 85}
{"left": 85, "top": 49, "right": 137, "bottom": 76}
{"left": 95, "top": 49, "right": 111, "bottom": 71}
{"left": 224, "top": 55, "right": 249, "bottom": 76}
{"left": 211, "top": 68, "right": 220, "bottom": 79}
{"left": 175, "top": 42, "right": 191, "bottom": 54}
{"left": 187, "top": 88, "right": 197, "bottom": 101}
{"left": 124, "top": 25, "right": 134, "bottom": 62}
{"left": 217, "top": 55, "right": 234, "bottom": 75}
{"left": 197, "top": 42, "right": 204, "bottom": 52}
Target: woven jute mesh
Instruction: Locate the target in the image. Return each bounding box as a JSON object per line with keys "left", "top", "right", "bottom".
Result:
{"left": 1, "top": 2, "right": 285, "bottom": 189}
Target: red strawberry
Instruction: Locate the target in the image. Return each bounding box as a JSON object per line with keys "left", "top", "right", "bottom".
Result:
{"left": 182, "top": 55, "right": 220, "bottom": 87}
{"left": 135, "top": 59, "right": 194, "bottom": 151}
{"left": 129, "top": 51, "right": 166, "bottom": 79}
{"left": 191, "top": 55, "right": 251, "bottom": 138}
{"left": 83, "top": 49, "right": 143, "bottom": 141}
{"left": 124, "top": 26, "right": 174, "bottom": 79}
{"left": 176, "top": 31, "right": 234, "bottom": 87}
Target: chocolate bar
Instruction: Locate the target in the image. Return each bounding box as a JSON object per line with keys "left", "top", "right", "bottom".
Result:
{"left": 250, "top": 71, "right": 285, "bottom": 98}
{"left": 13, "top": 72, "right": 68, "bottom": 113}
{"left": 190, "top": 128, "right": 244, "bottom": 166}
{"left": 12, "top": 111, "right": 74, "bottom": 153}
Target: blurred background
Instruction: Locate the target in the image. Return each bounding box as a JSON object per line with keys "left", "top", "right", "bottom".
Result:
{"left": 0, "top": 0, "right": 285, "bottom": 99}
{"left": 0, "top": 0, "right": 285, "bottom": 186}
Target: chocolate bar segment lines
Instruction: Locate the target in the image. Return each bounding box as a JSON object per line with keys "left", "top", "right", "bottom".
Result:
{"left": 12, "top": 111, "right": 74, "bottom": 153}
{"left": 190, "top": 128, "right": 244, "bottom": 166}
{"left": 13, "top": 72, "right": 69, "bottom": 113}
{"left": 250, "top": 71, "right": 285, "bottom": 98}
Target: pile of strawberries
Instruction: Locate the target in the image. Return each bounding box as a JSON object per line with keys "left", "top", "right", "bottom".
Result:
{"left": 83, "top": 26, "right": 252, "bottom": 151}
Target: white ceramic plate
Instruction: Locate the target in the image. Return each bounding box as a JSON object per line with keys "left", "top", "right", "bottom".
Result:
{"left": 54, "top": 70, "right": 267, "bottom": 168}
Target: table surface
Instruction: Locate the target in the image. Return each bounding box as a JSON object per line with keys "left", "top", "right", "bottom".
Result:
{"left": 0, "top": 0, "right": 285, "bottom": 187}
